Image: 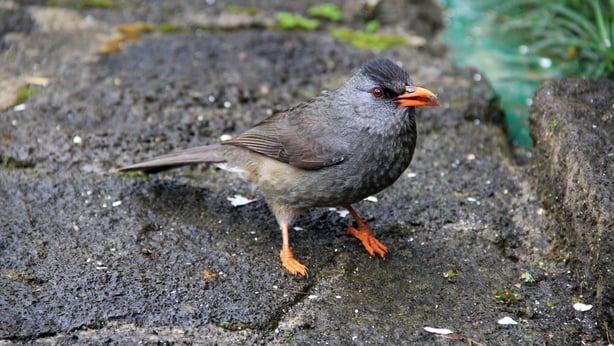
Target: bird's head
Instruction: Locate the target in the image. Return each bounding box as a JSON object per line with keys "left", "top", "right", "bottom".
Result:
{"left": 339, "top": 58, "right": 439, "bottom": 126}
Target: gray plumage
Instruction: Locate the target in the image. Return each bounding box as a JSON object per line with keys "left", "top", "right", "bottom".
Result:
{"left": 118, "top": 58, "right": 438, "bottom": 276}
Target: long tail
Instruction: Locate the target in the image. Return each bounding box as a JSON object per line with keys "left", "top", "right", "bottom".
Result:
{"left": 117, "top": 144, "right": 227, "bottom": 174}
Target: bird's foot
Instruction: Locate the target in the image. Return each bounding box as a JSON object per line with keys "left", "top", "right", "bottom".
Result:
{"left": 279, "top": 248, "right": 308, "bottom": 277}
{"left": 347, "top": 225, "right": 389, "bottom": 258}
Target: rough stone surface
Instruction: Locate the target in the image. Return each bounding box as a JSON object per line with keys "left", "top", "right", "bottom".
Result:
{"left": 0, "top": 1, "right": 608, "bottom": 344}
{"left": 529, "top": 78, "right": 614, "bottom": 332}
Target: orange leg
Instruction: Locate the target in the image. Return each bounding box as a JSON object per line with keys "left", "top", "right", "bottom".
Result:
{"left": 344, "top": 205, "right": 389, "bottom": 257}
{"left": 279, "top": 223, "right": 308, "bottom": 276}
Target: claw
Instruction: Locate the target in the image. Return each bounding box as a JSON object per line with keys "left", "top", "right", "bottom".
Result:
{"left": 280, "top": 248, "right": 308, "bottom": 277}
{"left": 344, "top": 205, "right": 389, "bottom": 257}
{"left": 279, "top": 222, "right": 308, "bottom": 277}
{"left": 347, "top": 225, "right": 389, "bottom": 257}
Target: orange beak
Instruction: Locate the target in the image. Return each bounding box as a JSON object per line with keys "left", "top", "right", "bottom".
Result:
{"left": 395, "top": 86, "right": 439, "bottom": 107}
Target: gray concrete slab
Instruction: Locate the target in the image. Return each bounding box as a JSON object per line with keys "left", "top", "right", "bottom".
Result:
{"left": 0, "top": 1, "right": 607, "bottom": 344}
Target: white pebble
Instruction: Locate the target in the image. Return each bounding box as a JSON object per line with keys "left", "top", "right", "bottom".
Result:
{"left": 573, "top": 302, "right": 593, "bottom": 312}
{"left": 497, "top": 316, "right": 518, "bottom": 325}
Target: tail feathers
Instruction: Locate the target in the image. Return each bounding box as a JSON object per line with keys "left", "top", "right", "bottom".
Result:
{"left": 117, "top": 144, "right": 227, "bottom": 174}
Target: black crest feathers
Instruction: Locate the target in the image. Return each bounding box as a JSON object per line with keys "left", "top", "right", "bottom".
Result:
{"left": 360, "top": 58, "right": 410, "bottom": 95}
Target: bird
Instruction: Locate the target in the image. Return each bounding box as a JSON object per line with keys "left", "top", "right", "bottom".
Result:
{"left": 118, "top": 58, "right": 439, "bottom": 277}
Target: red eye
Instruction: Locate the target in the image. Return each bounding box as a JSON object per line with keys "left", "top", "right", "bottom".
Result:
{"left": 371, "top": 87, "right": 383, "bottom": 98}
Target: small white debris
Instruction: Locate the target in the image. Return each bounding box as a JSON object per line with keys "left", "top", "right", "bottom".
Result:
{"left": 220, "top": 134, "right": 233, "bottom": 141}
{"left": 73, "top": 135, "right": 82, "bottom": 144}
{"left": 13, "top": 104, "right": 26, "bottom": 111}
{"left": 111, "top": 200, "right": 122, "bottom": 207}
{"left": 227, "top": 194, "right": 256, "bottom": 207}
{"left": 223, "top": 101, "right": 231, "bottom": 108}
{"left": 467, "top": 197, "right": 478, "bottom": 203}
{"left": 407, "top": 172, "right": 417, "bottom": 178}
{"left": 497, "top": 316, "right": 518, "bottom": 325}
{"left": 24, "top": 76, "right": 49, "bottom": 86}
{"left": 335, "top": 295, "right": 342, "bottom": 299}
{"left": 423, "top": 326, "right": 454, "bottom": 335}
{"left": 308, "top": 295, "right": 318, "bottom": 300}
{"left": 332, "top": 208, "right": 349, "bottom": 218}
{"left": 473, "top": 73, "right": 482, "bottom": 82}
{"left": 466, "top": 153, "right": 476, "bottom": 161}
{"left": 573, "top": 302, "right": 593, "bottom": 312}
{"left": 94, "top": 260, "right": 107, "bottom": 270}
{"left": 364, "top": 196, "right": 378, "bottom": 203}
{"left": 293, "top": 226, "right": 304, "bottom": 231}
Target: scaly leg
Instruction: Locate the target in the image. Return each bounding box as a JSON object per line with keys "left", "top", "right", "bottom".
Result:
{"left": 279, "top": 223, "right": 308, "bottom": 276}
{"left": 344, "top": 205, "right": 389, "bottom": 257}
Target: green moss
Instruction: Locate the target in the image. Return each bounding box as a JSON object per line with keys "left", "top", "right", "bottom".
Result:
{"left": 48, "top": 0, "right": 122, "bottom": 9}
{"left": 307, "top": 3, "right": 342, "bottom": 22}
{"left": 224, "top": 5, "right": 259, "bottom": 16}
{"left": 216, "top": 321, "right": 251, "bottom": 331}
{"left": 276, "top": 12, "right": 319, "bottom": 31}
{"left": 1, "top": 156, "right": 34, "bottom": 169}
{"left": 216, "top": 321, "right": 230, "bottom": 329}
{"left": 14, "top": 85, "right": 37, "bottom": 105}
{"left": 154, "top": 23, "right": 187, "bottom": 34}
{"left": 544, "top": 300, "right": 557, "bottom": 308}
{"left": 118, "top": 171, "right": 148, "bottom": 178}
{"left": 365, "top": 20, "right": 380, "bottom": 33}
{"left": 520, "top": 272, "right": 536, "bottom": 283}
{"left": 330, "top": 28, "right": 406, "bottom": 50}
{"left": 492, "top": 289, "right": 523, "bottom": 305}
{"left": 443, "top": 269, "right": 458, "bottom": 282}
{"left": 551, "top": 119, "right": 560, "bottom": 128}
{"left": 7, "top": 271, "right": 45, "bottom": 285}
{"left": 181, "top": 171, "right": 200, "bottom": 180}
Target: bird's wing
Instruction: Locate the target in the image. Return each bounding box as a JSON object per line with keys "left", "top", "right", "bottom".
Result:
{"left": 222, "top": 109, "right": 346, "bottom": 170}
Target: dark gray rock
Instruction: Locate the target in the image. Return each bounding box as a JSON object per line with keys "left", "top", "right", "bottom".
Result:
{"left": 0, "top": 1, "right": 607, "bottom": 344}
{"left": 530, "top": 78, "right": 614, "bottom": 332}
